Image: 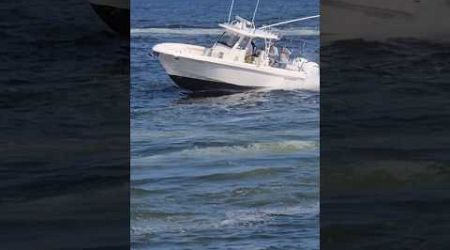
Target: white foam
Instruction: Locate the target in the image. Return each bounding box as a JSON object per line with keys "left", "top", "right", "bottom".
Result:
{"left": 219, "top": 203, "right": 319, "bottom": 226}
{"left": 133, "top": 140, "right": 318, "bottom": 165}
{"left": 184, "top": 140, "right": 317, "bottom": 155}
{"left": 131, "top": 27, "right": 221, "bottom": 36}
{"left": 282, "top": 28, "right": 320, "bottom": 36}
{"left": 131, "top": 27, "right": 319, "bottom": 37}
{"left": 131, "top": 202, "right": 319, "bottom": 237}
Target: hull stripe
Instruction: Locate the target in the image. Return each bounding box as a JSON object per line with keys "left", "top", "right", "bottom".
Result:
{"left": 169, "top": 75, "right": 257, "bottom": 92}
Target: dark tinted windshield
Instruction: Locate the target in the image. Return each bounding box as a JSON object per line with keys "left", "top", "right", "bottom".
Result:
{"left": 217, "top": 32, "right": 240, "bottom": 48}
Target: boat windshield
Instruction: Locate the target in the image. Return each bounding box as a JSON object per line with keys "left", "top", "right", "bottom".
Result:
{"left": 217, "top": 32, "right": 240, "bottom": 48}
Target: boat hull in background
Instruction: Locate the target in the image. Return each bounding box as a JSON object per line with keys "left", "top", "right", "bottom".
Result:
{"left": 88, "top": 0, "right": 130, "bottom": 36}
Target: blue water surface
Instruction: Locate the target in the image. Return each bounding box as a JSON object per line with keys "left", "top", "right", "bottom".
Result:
{"left": 131, "top": 1, "right": 319, "bottom": 249}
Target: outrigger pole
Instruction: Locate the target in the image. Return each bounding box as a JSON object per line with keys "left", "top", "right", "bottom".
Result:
{"left": 252, "top": 0, "right": 260, "bottom": 23}
{"left": 228, "top": 0, "right": 261, "bottom": 25}
{"left": 227, "top": 0, "right": 235, "bottom": 23}
{"left": 259, "top": 15, "right": 320, "bottom": 29}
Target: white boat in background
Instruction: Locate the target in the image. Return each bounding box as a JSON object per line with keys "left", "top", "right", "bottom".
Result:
{"left": 88, "top": 0, "right": 129, "bottom": 36}
{"left": 152, "top": 1, "right": 320, "bottom": 92}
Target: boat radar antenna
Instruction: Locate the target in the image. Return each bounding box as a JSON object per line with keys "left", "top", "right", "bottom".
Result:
{"left": 227, "top": 0, "right": 235, "bottom": 23}
{"left": 252, "top": 0, "right": 260, "bottom": 24}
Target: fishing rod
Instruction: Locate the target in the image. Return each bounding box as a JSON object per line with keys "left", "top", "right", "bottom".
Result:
{"left": 259, "top": 15, "right": 320, "bottom": 29}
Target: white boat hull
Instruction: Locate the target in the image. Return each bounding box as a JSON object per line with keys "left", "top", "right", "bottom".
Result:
{"left": 153, "top": 43, "right": 319, "bottom": 92}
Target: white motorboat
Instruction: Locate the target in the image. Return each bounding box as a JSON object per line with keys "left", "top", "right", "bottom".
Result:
{"left": 152, "top": 2, "right": 320, "bottom": 92}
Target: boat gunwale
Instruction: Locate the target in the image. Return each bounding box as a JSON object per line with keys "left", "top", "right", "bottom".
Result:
{"left": 153, "top": 43, "right": 315, "bottom": 79}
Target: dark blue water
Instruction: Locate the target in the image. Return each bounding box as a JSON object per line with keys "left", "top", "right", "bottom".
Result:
{"left": 131, "top": 0, "right": 319, "bottom": 249}
{"left": 1, "top": 0, "right": 130, "bottom": 248}
{"left": 320, "top": 39, "right": 450, "bottom": 249}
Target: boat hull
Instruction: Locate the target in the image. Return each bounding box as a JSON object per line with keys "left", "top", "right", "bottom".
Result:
{"left": 169, "top": 75, "right": 255, "bottom": 92}
{"left": 154, "top": 45, "right": 319, "bottom": 92}
{"left": 88, "top": 0, "right": 130, "bottom": 36}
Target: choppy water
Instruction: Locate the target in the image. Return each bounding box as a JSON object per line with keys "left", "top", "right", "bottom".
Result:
{"left": 1, "top": 0, "right": 130, "bottom": 248}
{"left": 131, "top": 0, "right": 319, "bottom": 249}
{"left": 320, "top": 39, "right": 450, "bottom": 249}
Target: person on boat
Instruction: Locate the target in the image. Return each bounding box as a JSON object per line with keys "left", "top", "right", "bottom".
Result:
{"left": 251, "top": 41, "right": 257, "bottom": 55}
{"left": 279, "top": 47, "right": 291, "bottom": 68}
{"left": 245, "top": 41, "right": 253, "bottom": 63}
{"left": 245, "top": 40, "right": 258, "bottom": 63}
{"left": 268, "top": 44, "right": 279, "bottom": 66}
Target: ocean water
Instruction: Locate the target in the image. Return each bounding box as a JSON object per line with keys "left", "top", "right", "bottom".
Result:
{"left": 131, "top": 0, "right": 320, "bottom": 249}
{"left": 321, "top": 39, "right": 450, "bottom": 249}
{"left": 1, "top": 0, "right": 130, "bottom": 248}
